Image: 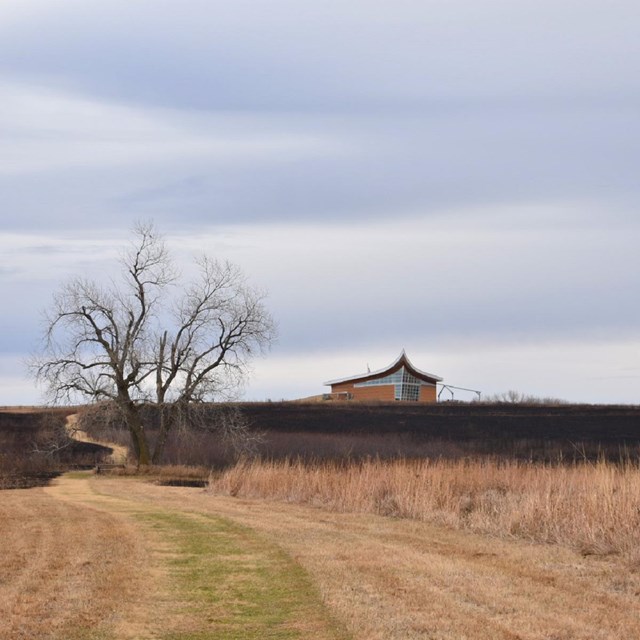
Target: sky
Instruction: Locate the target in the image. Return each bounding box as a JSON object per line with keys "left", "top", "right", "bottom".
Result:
{"left": 1, "top": 0, "right": 639, "bottom": 404}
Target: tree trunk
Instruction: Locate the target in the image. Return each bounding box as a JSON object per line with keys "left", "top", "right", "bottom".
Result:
{"left": 120, "top": 399, "right": 151, "bottom": 466}
{"left": 152, "top": 404, "right": 172, "bottom": 464}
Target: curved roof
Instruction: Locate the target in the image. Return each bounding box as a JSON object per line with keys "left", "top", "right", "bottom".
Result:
{"left": 324, "top": 350, "right": 443, "bottom": 386}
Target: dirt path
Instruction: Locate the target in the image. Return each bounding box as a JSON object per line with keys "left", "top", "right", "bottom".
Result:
{"left": 92, "top": 477, "right": 640, "bottom": 640}
{"left": 65, "top": 413, "right": 129, "bottom": 464}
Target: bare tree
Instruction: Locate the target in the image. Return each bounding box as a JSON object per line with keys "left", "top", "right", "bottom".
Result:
{"left": 33, "top": 223, "right": 276, "bottom": 466}
{"left": 30, "top": 412, "right": 75, "bottom": 459}
{"left": 481, "top": 390, "right": 568, "bottom": 405}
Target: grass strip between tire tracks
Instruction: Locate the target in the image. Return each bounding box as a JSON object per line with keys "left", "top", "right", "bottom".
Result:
{"left": 140, "top": 509, "right": 348, "bottom": 640}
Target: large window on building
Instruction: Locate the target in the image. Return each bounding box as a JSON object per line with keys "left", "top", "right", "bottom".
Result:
{"left": 355, "top": 366, "right": 428, "bottom": 400}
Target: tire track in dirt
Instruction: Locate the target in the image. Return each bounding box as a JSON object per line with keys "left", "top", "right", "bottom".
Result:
{"left": 0, "top": 482, "right": 154, "bottom": 640}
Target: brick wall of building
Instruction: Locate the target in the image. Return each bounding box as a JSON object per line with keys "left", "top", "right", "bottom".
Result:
{"left": 330, "top": 382, "right": 437, "bottom": 403}
{"left": 419, "top": 385, "right": 437, "bottom": 403}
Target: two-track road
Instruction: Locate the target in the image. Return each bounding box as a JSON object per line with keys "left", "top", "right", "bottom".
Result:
{"left": 2, "top": 473, "right": 640, "bottom": 639}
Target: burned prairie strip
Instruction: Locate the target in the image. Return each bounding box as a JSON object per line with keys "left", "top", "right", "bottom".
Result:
{"left": 237, "top": 402, "right": 640, "bottom": 463}
{"left": 0, "top": 409, "right": 113, "bottom": 489}
{"left": 73, "top": 402, "right": 640, "bottom": 466}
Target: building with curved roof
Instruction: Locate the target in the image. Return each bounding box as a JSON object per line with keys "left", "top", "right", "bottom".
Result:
{"left": 323, "top": 350, "right": 442, "bottom": 402}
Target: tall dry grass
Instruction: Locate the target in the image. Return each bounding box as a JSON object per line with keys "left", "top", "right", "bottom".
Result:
{"left": 209, "top": 457, "right": 640, "bottom": 560}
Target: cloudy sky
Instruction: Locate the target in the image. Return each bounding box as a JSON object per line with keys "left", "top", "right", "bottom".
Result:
{"left": 1, "top": 0, "right": 639, "bottom": 404}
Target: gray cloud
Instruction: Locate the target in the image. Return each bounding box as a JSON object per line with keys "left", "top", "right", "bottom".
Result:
{"left": 2, "top": 104, "right": 639, "bottom": 231}
{"left": 1, "top": 1, "right": 639, "bottom": 402}
{"left": 1, "top": 1, "right": 638, "bottom": 111}
{"left": 179, "top": 215, "right": 640, "bottom": 357}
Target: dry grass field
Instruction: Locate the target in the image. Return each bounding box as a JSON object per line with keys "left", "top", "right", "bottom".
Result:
{"left": 2, "top": 469, "right": 640, "bottom": 639}
{"left": 210, "top": 457, "right": 640, "bottom": 560}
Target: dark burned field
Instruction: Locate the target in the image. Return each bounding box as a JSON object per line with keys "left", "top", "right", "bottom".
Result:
{"left": 241, "top": 402, "right": 640, "bottom": 439}
{"left": 3, "top": 403, "right": 640, "bottom": 472}
{"left": 0, "top": 408, "right": 112, "bottom": 488}
{"left": 238, "top": 402, "right": 640, "bottom": 461}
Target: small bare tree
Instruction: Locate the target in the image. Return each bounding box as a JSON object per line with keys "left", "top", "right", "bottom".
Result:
{"left": 30, "top": 412, "right": 74, "bottom": 459}
{"left": 33, "top": 223, "right": 276, "bottom": 466}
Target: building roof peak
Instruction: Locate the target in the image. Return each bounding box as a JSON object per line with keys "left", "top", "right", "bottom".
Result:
{"left": 324, "top": 351, "right": 442, "bottom": 386}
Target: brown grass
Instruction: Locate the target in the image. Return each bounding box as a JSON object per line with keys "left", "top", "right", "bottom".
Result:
{"left": 99, "top": 475, "right": 640, "bottom": 640}
{"left": 0, "top": 406, "right": 78, "bottom": 414}
{"left": 107, "top": 463, "right": 210, "bottom": 480}
{"left": 209, "top": 457, "right": 640, "bottom": 560}
{"left": 0, "top": 481, "right": 155, "bottom": 639}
